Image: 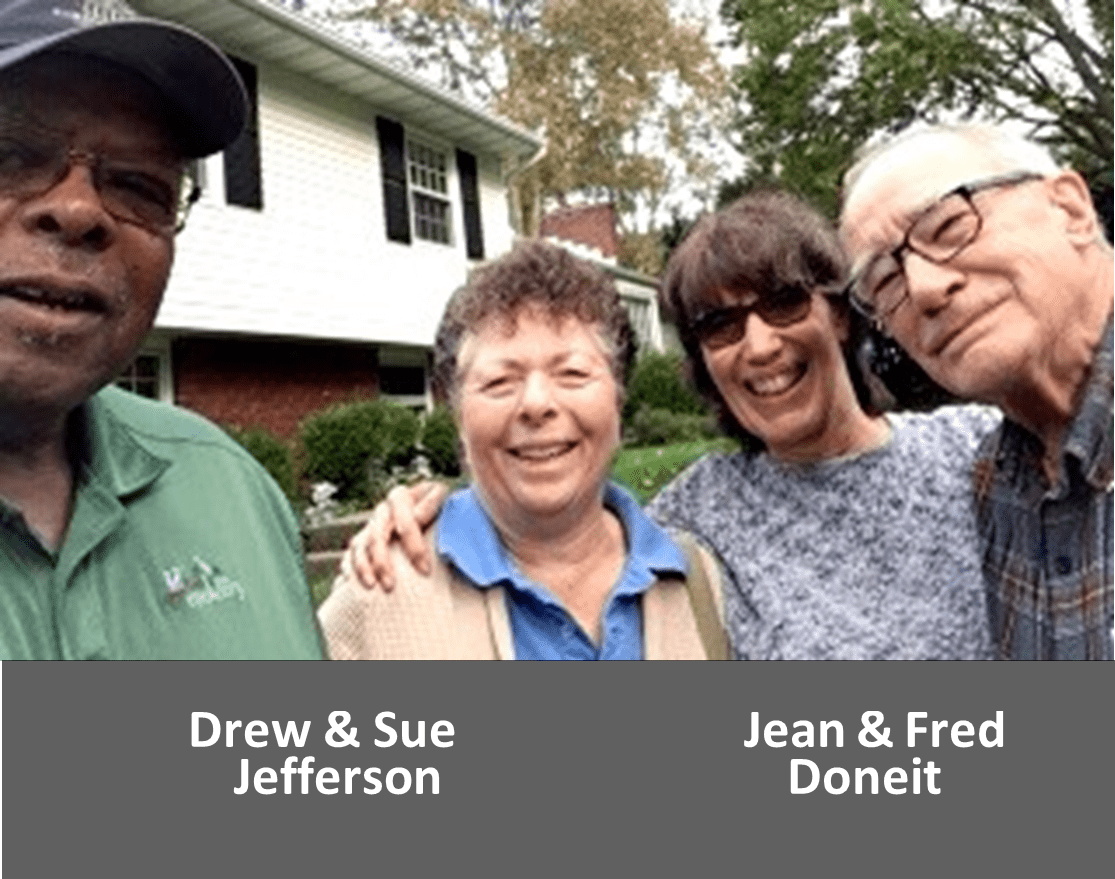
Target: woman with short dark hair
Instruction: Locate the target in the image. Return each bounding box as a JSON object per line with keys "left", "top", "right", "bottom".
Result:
{"left": 648, "top": 190, "right": 996, "bottom": 659}
{"left": 662, "top": 190, "right": 879, "bottom": 451}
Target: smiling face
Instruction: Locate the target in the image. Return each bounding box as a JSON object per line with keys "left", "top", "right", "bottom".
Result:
{"left": 0, "top": 54, "right": 179, "bottom": 419}
{"left": 699, "top": 288, "right": 868, "bottom": 462}
{"left": 841, "top": 131, "right": 1099, "bottom": 407}
{"left": 455, "top": 307, "right": 621, "bottom": 536}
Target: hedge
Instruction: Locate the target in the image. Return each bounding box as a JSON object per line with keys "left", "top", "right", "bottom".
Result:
{"left": 299, "top": 400, "right": 420, "bottom": 503}
{"left": 223, "top": 425, "right": 298, "bottom": 503}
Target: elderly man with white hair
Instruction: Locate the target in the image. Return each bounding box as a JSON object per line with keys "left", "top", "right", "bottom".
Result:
{"left": 840, "top": 124, "right": 1113, "bottom": 660}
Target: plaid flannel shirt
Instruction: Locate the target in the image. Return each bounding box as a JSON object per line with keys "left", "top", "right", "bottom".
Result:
{"left": 973, "top": 317, "right": 1113, "bottom": 660}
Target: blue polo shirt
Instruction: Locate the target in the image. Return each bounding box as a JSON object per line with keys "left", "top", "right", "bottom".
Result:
{"left": 437, "top": 483, "right": 687, "bottom": 660}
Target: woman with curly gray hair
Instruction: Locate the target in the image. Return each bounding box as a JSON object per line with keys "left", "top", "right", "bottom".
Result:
{"left": 321, "top": 241, "right": 725, "bottom": 660}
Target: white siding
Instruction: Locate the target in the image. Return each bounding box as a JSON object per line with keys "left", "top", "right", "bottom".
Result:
{"left": 157, "top": 61, "right": 515, "bottom": 348}
{"left": 613, "top": 276, "right": 665, "bottom": 353}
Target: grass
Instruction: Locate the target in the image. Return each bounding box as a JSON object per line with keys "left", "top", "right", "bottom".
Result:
{"left": 611, "top": 437, "right": 737, "bottom": 504}
{"left": 309, "top": 573, "right": 334, "bottom": 610}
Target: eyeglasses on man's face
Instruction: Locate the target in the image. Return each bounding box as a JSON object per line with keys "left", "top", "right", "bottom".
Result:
{"left": 848, "top": 170, "right": 1045, "bottom": 325}
{"left": 691, "top": 283, "right": 844, "bottom": 350}
{"left": 0, "top": 123, "right": 196, "bottom": 234}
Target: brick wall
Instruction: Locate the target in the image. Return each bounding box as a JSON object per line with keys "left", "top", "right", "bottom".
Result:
{"left": 172, "top": 336, "right": 379, "bottom": 438}
{"left": 539, "top": 204, "right": 619, "bottom": 258}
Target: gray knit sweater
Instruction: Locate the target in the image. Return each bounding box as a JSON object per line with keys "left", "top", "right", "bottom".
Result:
{"left": 646, "top": 406, "right": 1002, "bottom": 660}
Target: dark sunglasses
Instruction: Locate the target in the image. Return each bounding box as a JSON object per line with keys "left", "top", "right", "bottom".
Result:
{"left": 691, "top": 284, "right": 844, "bottom": 350}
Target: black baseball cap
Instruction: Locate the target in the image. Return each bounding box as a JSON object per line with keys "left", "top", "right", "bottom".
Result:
{"left": 0, "top": 0, "right": 247, "bottom": 157}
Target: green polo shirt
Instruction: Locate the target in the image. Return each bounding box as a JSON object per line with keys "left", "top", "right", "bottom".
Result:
{"left": 0, "top": 387, "right": 323, "bottom": 659}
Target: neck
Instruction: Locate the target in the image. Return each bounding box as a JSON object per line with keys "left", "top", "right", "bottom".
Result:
{"left": 770, "top": 407, "right": 891, "bottom": 465}
{"left": 999, "top": 263, "right": 1112, "bottom": 467}
{"left": 0, "top": 404, "right": 76, "bottom": 550}
{"left": 501, "top": 502, "right": 620, "bottom": 568}
{"left": 497, "top": 499, "right": 627, "bottom": 643}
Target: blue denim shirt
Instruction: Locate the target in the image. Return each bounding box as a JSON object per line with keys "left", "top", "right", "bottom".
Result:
{"left": 437, "top": 482, "right": 687, "bottom": 660}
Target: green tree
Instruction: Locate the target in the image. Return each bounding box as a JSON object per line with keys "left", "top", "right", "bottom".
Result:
{"left": 330, "top": 0, "right": 727, "bottom": 256}
{"left": 720, "top": 0, "right": 1113, "bottom": 225}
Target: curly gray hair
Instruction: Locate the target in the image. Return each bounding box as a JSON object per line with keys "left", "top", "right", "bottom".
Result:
{"left": 431, "top": 240, "right": 637, "bottom": 408}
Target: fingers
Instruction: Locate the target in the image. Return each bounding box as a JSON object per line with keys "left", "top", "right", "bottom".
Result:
{"left": 345, "top": 503, "right": 394, "bottom": 591}
{"left": 388, "top": 484, "right": 434, "bottom": 576}
{"left": 412, "top": 481, "right": 449, "bottom": 527}
{"left": 340, "top": 481, "right": 447, "bottom": 590}
{"left": 365, "top": 501, "right": 398, "bottom": 590}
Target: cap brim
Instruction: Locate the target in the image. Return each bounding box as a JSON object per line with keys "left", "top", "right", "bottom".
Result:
{"left": 0, "top": 18, "right": 247, "bottom": 157}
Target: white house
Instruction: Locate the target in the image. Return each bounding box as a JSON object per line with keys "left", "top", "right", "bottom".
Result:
{"left": 125, "top": 0, "right": 543, "bottom": 435}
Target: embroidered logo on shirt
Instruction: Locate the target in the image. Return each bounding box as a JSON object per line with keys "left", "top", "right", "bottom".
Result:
{"left": 164, "top": 556, "right": 245, "bottom": 608}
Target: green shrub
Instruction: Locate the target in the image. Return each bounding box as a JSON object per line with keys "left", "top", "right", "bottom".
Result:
{"left": 299, "top": 399, "right": 420, "bottom": 503}
{"left": 625, "top": 405, "right": 718, "bottom": 447}
{"left": 224, "top": 425, "right": 298, "bottom": 503}
{"left": 623, "top": 350, "right": 705, "bottom": 424}
{"left": 381, "top": 405, "right": 421, "bottom": 468}
{"left": 420, "top": 405, "right": 461, "bottom": 476}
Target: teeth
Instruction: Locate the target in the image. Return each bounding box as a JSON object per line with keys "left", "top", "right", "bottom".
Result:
{"left": 748, "top": 368, "right": 802, "bottom": 397}
{"left": 3, "top": 285, "right": 95, "bottom": 310}
{"left": 512, "top": 443, "right": 573, "bottom": 461}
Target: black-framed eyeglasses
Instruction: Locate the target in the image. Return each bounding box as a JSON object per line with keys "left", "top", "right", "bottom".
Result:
{"left": 691, "top": 283, "right": 845, "bottom": 350}
{"left": 848, "top": 170, "right": 1045, "bottom": 325}
{"left": 0, "top": 126, "right": 197, "bottom": 234}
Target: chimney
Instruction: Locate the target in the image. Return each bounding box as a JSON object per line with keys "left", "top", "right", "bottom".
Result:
{"left": 538, "top": 204, "right": 618, "bottom": 260}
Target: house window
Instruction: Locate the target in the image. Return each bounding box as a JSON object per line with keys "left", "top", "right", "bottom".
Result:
{"left": 379, "top": 365, "right": 426, "bottom": 397}
{"left": 375, "top": 116, "right": 485, "bottom": 255}
{"left": 115, "top": 353, "right": 164, "bottom": 400}
{"left": 378, "top": 347, "right": 430, "bottom": 410}
{"left": 407, "top": 139, "right": 451, "bottom": 244}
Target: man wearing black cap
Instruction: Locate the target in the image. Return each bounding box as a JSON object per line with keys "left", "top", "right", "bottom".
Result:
{"left": 0, "top": 0, "right": 323, "bottom": 658}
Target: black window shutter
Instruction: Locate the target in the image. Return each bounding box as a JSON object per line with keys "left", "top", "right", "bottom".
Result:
{"left": 224, "top": 57, "right": 263, "bottom": 209}
{"left": 376, "top": 116, "right": 411, "bottom": 244}
{"left": 456, "top": 149, "right": 484, "bottom": 259}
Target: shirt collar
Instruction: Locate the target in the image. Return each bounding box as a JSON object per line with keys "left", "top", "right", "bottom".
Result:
{"left": 1060, "top": 313, "right": 1113, "bottom": 491}
{"left": 0, "top": 390, "right": 170, "bottom": 558}
{"left": 75, "top": 390, "right": 171, "bottom": 499}
{"left": 436, "top": 481, "right": 687, "bottom": 598}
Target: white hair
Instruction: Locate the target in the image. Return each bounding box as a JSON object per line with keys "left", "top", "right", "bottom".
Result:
{"left": 842, "top": 123, "right": 1110, "bottom": 247}
{"left": 843, "top": 123, "right": 1060, "bottom": 197}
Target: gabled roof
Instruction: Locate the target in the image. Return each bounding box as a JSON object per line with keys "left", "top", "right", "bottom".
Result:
{"left": 131, "top": 0, "right": 542, "bottom": 161}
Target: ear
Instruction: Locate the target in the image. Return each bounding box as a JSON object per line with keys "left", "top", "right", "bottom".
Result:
{"left": 1046, "top": 170, "right": 1099, "bottom": 246}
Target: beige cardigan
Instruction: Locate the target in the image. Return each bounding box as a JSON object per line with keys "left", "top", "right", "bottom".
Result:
{"left": 319, "top": 527, "right": 725, "bottom": 660}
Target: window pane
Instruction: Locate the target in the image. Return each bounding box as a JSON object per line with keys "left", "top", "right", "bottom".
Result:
{"left": 379, "top": 365, "right": 426, "bottom": 396}
{"left": 407, "top": 138, "right": 449, "bottom": 195}
{"left": 116, "top": 354, "right": 162, "bottom": 399}
{"left": 412, "top": 191, "right": 451, "bottom": 244}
